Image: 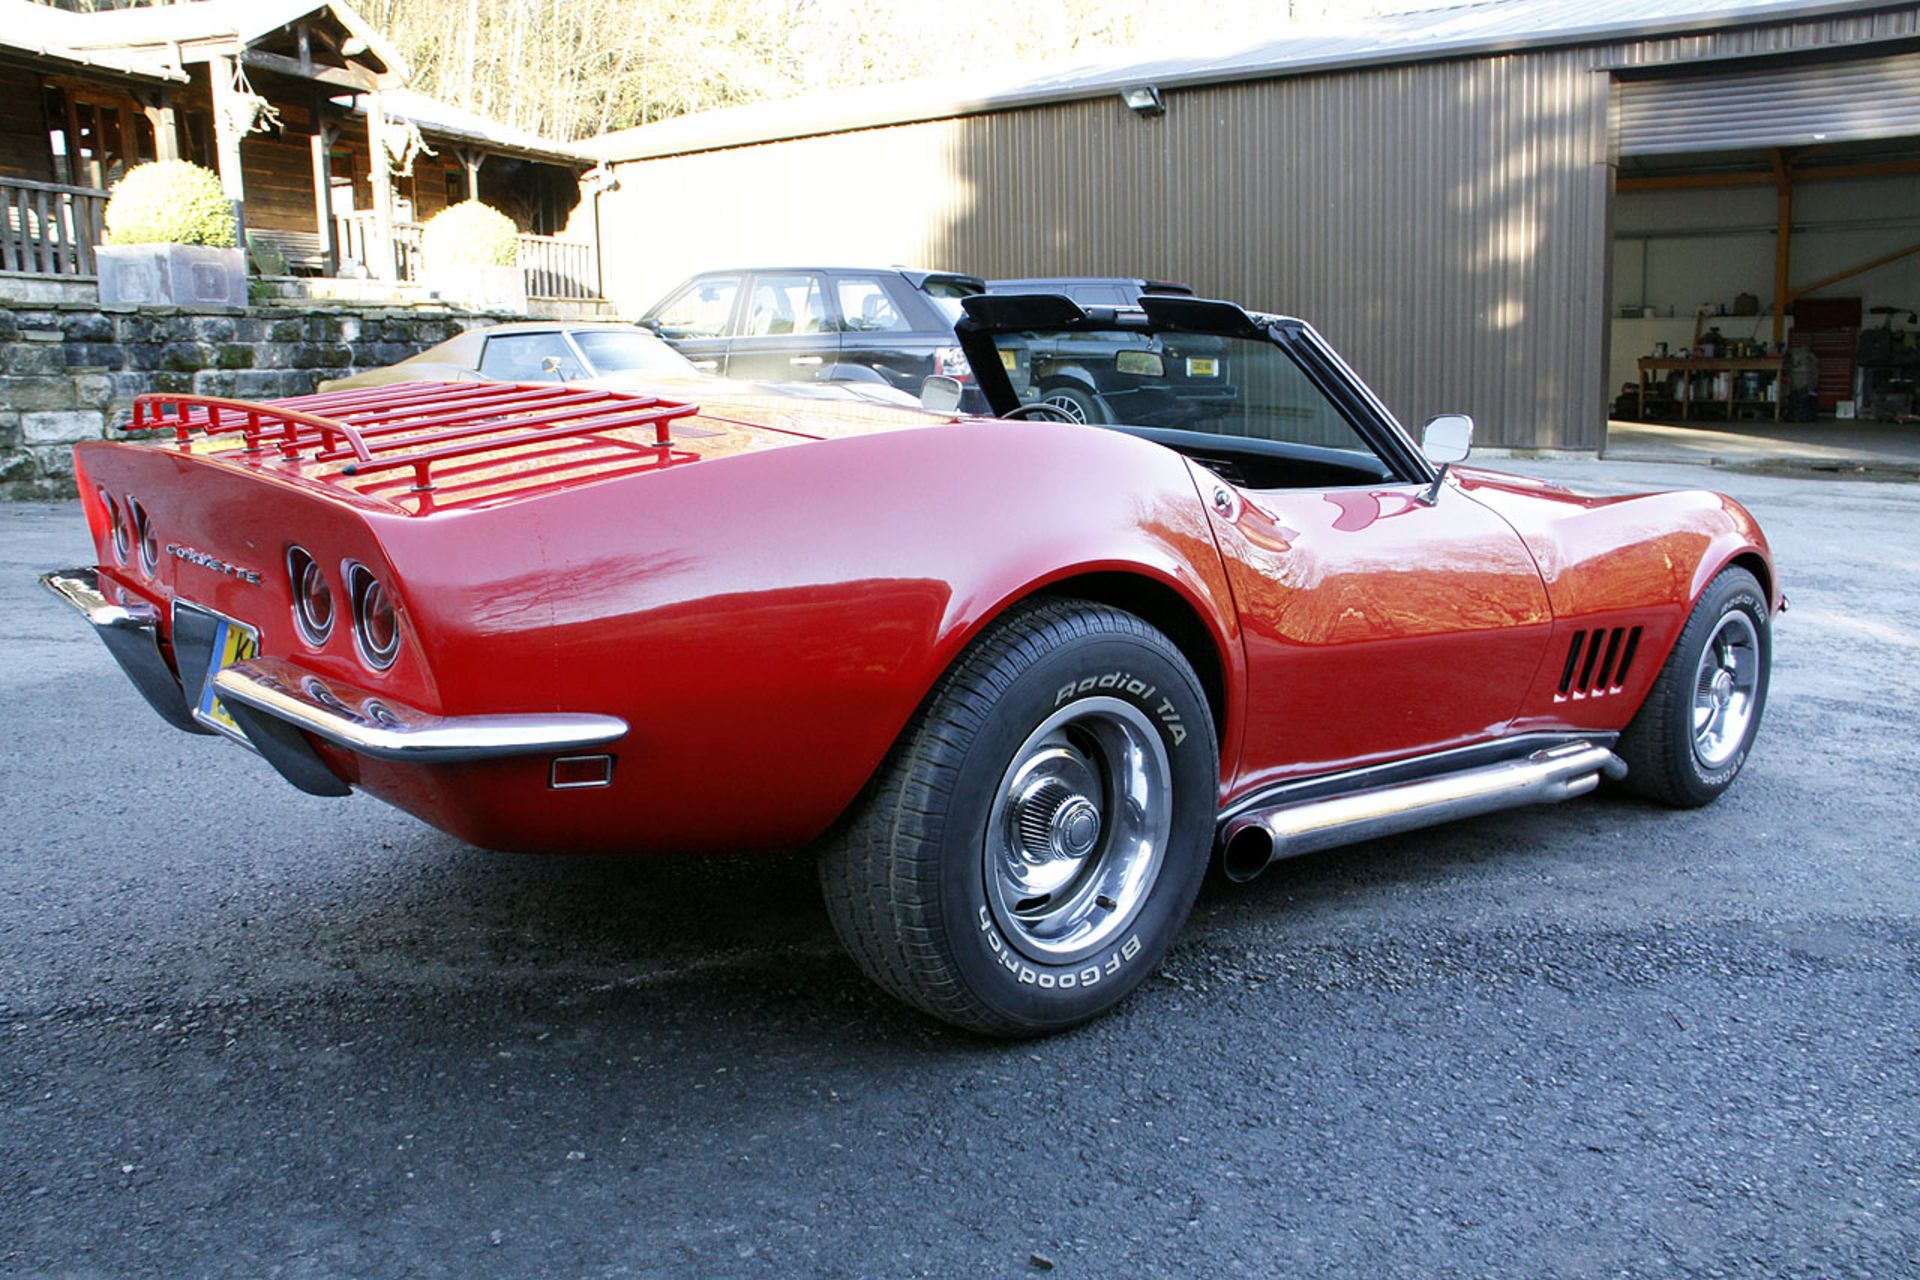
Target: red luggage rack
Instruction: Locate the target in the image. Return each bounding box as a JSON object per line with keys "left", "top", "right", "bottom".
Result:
{"left": 130, "top": 381, "right": 705, "bottom": 507}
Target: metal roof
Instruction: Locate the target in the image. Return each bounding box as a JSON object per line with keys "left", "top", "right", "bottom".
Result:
{"left": 0, "top": 0, "right": 185, "bottom": 81}
{"left": 590, "top": 0, "right": 1904, "bottom": 162}
{"left": 32, "top": 0, "right": 407, "bottom": 78}
{"left": 343, "top": 89, "right": 596, "bottom": 166}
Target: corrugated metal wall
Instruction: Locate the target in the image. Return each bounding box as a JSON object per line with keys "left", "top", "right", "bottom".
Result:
{"left": 594, "top": 7, "right": 1920, "bottom": 450}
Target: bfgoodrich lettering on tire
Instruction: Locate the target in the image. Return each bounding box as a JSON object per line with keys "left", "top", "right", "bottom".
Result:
{"left": 1616, "top": 565, "right": 1771, "bottom": 808}
{"left": 819, "top": 597, "right": 1217, "bottom": 1036}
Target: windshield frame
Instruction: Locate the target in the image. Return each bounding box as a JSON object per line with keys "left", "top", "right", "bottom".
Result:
{"left": 954, "top": 295, "right": 1433, "bottom": 485}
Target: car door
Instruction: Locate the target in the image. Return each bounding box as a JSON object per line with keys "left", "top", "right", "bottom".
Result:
{"left": 642, "top": 274, "right": 742, "bottom": 375}
{"left": 726, "top": 272, "right": 839, "bottom": 384}
{"left": 1194, "top": 334, "right": 1555, "bottom": 790}
{"left": 830, "top": 273, "right": 933, "bottom": 392}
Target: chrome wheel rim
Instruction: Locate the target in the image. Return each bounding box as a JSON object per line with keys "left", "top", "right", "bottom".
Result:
{"left": 1037, "top": 390, "right": 1090, "bottom": 424}
{"left": 1692, "top": 611, "right": 1760, "bottom": 769}
{"left": 982, "top": 696, "right": 1172, "bottom": 965}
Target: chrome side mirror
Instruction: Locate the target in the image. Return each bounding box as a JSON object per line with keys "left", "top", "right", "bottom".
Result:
{"left": 919, "top": 375, "right": 964, "bottom": 413}
{"left": 1421, "top": 413, "right": 1474, "bottom": 465}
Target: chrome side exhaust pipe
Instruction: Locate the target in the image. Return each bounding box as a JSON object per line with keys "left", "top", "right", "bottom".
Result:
{"left": 1219, "top": 742, "right": 1627, "bottom": 883}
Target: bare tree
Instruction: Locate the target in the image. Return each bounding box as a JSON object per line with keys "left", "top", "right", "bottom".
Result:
{"left": 35, "top": 0, "right": 1390, "bottom": 140}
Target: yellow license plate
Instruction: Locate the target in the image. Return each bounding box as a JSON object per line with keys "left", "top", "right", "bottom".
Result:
{"left": 998, "top": 349, "right": 1018, "bottom": 371}
{"left": 1187, "top": 357, "right": 1218, "bottom": 378}
{"left": 192, "top": 615, "right": 261, "bottom": 741}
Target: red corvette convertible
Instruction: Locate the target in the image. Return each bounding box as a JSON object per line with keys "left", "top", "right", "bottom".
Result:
{"left": 44, "top": 293, "right": 1778, "bottom": 1035}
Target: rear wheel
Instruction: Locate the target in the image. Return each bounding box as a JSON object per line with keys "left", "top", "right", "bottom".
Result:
{"left": 1616, "top": 566, "right": 1770, "bottom": 807}
{"left": 819, "top": 598, "right": 1216, "bottom": 1035}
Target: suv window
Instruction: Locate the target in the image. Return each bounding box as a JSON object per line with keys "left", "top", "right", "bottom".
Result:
{"left": 652, "top": 276, "right": 740, "bottom": 338}
{"left": 919, "top": 277, "right": 978, "bottom": 325}
{"left": 478, "top": 332, "right": 586, "bottom": 382}
{"left": 747, "top": 274, "right": 829, "bottom": 336}
{"left": 837, "top": 277, "right": 911, "bottom": 333}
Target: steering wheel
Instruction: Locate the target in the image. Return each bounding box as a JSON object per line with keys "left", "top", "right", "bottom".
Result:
{"left": 998, "top": 402, "right": 1076, "bottom": 422}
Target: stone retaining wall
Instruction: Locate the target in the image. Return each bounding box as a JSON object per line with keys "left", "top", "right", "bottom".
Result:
{"left": 0, "top": 302, "right": 508, "bottom": 499}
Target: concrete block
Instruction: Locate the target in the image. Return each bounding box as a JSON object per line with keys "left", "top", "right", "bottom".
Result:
{"left": 1, "top": 376, "right": 77, "bottom": 412}
{"left": 160, "top": 342, "right": 216, "bottom": 372}
{"left": 65, "top": 342, "right": 126, "bottom": 370}
{"left": 61, "top": 313, "right": 114, "bottom": 343}
{"left": 73, "top": 373, "right": 113, "bottom": 409}
{"left": 22, "top": 410, "right": 100, "bottom": 445}
{"left": 3, "top": 344, "right": 64, "bottom": 376}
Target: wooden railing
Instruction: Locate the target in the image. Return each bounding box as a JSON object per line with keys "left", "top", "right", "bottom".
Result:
{"left": 516, "top": 233, "right": 596, "bottom": 300}
{"left": 0, "top": 177, "right": 109, "bottom": 277}
{"left": 332, "top": 211, "right": 596, "bottom": 299}
{"left": 332, "top": 211, "right": 423, "bottom": 283}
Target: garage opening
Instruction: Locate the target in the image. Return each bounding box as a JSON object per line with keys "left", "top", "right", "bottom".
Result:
{"left": 1604, "top": 49, "right": 1920, "bottom": 468}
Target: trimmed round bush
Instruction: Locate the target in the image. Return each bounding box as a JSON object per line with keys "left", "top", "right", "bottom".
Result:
{"left": 103, "top": 161, "right": 236, "bottom": 248}
{"left": 422, "top": 200, "right": 519, "bottom": 269}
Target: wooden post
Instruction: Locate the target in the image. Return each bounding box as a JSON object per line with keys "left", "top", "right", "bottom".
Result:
{"left": 461, "top": 150, "right": 483, "bottom": 204}
{"left": 208, "top": 53, "right": 248, "bottom": 236}
{"left": 1770, "top": 149, "right": 1792, "bottom": 346}
{"left": 147, "top": 91, "right": 179, "bottom": 163}
{"left": 366, "top": 90, "right": 394, "bottom": 280}
{"left": 310, "top": 116, "right": 338, "bottom": 276}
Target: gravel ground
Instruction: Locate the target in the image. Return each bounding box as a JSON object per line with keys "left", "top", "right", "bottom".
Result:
{"left": 2, "top": 458, "right": 1916, "bottom": 1279}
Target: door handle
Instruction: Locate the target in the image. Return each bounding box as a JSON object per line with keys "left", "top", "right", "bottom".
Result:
{"left": 788, "top": 356, "right": 823, "bottom": 366}
{"left": 690, "top": 359, "right": 719, "bottom": 370}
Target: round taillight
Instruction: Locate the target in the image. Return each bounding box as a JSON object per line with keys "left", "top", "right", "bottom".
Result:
{"left": 347, "top": 564, "right": 400, "bottom": 670}
{"left": 99, "top": 488, "right": 131, "bottom": 563}
{"left": 129, "top": 498, "right": 158, "bottom": 575}
{"left": 288, "top": 547, "right": 333, "bottom": 645}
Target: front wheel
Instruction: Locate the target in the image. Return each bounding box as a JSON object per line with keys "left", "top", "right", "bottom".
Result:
{"left": 819, "top": 599, "right": 1217, "bottom": 1035}
{"left": 1616, "top": 565, "right": 1771, "bottom": 807}
{"left": 1032, "top": 383, "right": 1108, "bottom": 425}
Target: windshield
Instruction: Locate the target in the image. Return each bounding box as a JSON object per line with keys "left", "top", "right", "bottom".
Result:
{"left": 570, "top": 329, "right": 696, "bottom": 377}
{"left": 988, "top": 326, "right": 1377, "bottom": 459}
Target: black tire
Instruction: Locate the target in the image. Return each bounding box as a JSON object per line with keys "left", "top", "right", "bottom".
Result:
{"left": 819, "top": 598, "right": 1217, "bottom": 1036}
{"left": 1615, "top": 566, "right": 1770, "bottom": 807}
{"left": 1034, "top": 382, "right": 1108, "bottom": 425}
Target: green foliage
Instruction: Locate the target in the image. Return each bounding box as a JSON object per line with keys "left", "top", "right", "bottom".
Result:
{"left": 103, "top": 161, "right": 236, "bottom": 248}
{"left": 421, "top": 200, "right": 519, "bottom": 269}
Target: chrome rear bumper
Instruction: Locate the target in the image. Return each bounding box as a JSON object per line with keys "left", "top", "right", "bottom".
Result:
{"left": 40, "top": 567, "right": 212, "bottom": 736}
{"left": 212, "top": 658, "right": 628, "bottom": 763}
{"left": 44, "top": 566, "right": 629, "bottom": 798}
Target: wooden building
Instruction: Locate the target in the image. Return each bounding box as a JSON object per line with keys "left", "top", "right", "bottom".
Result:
{"left": 0, "top": 0, "right": 598, "bottom": 299}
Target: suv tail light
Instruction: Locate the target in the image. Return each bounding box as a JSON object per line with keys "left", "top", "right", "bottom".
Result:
{"left": 933, "top": 345, "right": 974, "bottom": 382}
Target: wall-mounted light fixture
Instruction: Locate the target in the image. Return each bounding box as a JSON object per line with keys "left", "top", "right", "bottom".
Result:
{"left": 1120, "top": 85, "right": 1165, "bottom": 116}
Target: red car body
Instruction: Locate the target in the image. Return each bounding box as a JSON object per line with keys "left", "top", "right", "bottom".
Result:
{"left": 57, "top": 369, "right": 1775, "bottom": 856}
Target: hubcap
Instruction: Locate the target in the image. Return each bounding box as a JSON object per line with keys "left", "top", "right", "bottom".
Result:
{"left": 1691, "top": 611, "right": 1760, "bottom": 769}
{"left": 984, "top": 696, "right": 1172, "bottom": 965}
{"left": 1038, "top": 392, "right": 1089, "bottom": 424}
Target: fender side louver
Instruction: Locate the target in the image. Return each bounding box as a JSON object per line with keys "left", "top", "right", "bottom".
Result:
{"left": 1556, "top": 626, "right": 1642, "bottom": 700}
